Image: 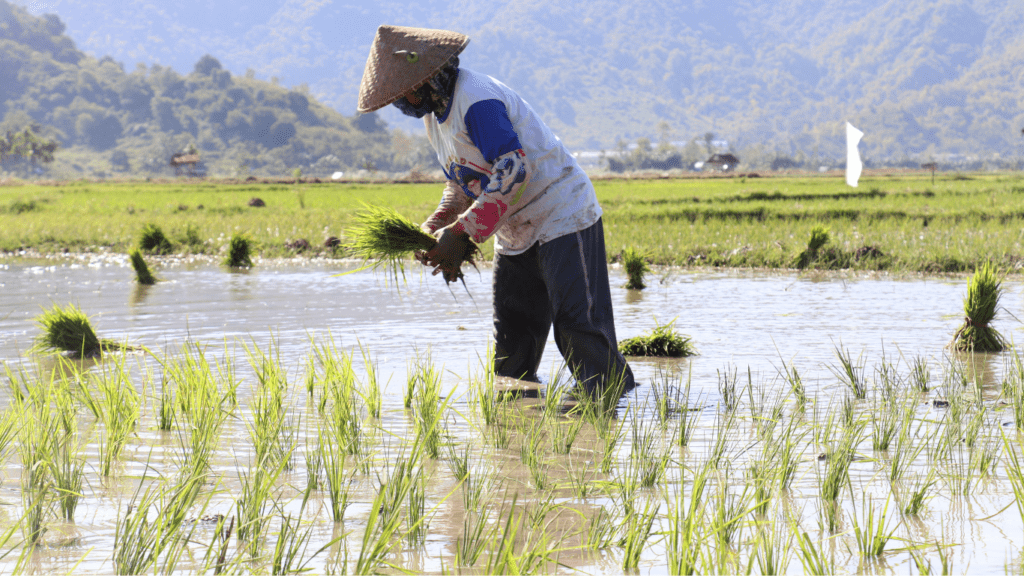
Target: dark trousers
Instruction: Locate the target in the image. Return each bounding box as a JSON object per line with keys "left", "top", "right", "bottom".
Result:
{"left": 492, "top": 218, "right": 634, "bottom": 395}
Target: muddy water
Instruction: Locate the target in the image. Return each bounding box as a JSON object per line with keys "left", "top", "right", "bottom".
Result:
{"left": 1, "top": 256, "right": 1022, "bottom": 573}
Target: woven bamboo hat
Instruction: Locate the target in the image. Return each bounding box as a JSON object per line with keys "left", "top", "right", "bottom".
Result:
{"left": 357, "top": 25, "right": 469, "bottom": 113}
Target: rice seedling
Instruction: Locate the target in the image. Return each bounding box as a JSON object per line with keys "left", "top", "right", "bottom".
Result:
{"left": 770, "top": 420, "right": 806, "bottom": 491}
{"left": 628, "top": 416, "right": 670, "bottom": 489}
{"left": 940, "top": 446, "right": 974, "bottom": 497}
{"left": 548, "top": 412, "right": 585, "bottom": 455}
{"left": 748, "top": 374, "right": 785, "bottom": 441}
{"left": 664, "top": 460, "right": 713, "bottom": 575}
{"left": 271, "top": 501, "right": 320, "bottom": 576}
{"left": 785, "top": 365, "right": 808, "bottom": 411}
{"left": 621, "top": 246, "right": 651, "bottom": 290}
{"left": 443, "top": 438, "right": 471, "bottom": 482}
{"left": 246, "top": 341, "right": 296, "bottom": 472}
{"left": 524, "top": 490, "right": 559, "bottom": 529}
{"left": 410, "top": 356, "right": 450, "bottom": 459}
{"left": 200, "top": 515, "right": 236, "bottom": 575}
{"left": 710, "top": 469, "right": 752, "bottom": 547}
{"left": 113, "top": 470, "right": 208, "bottom": 575}
{"left": 790, "top": 520, "right": 837, "bottom": 575}
{"left": 223, "top": 232, "right": 254, "bottom": 268}
{"left": 794, "top": 223, "right": 830, "bottom": 268}
{"left": 583, "top": 506, "right": 618, "bottom": 551}
{"left": 358, "top": 344, "right": 383, "bottom": 420}
{"left": 460, "top": 466, "right": 494, "bottom": 512}
{"left": 456, "top": 506, "right": 492, "bottom": 567}
{"left": 520, "top": 421, "right": 549, "bottom": 490}
{"left": 706, "top": 411, "right": 734, "bottom": 470}
{"left": 618, "top": 318, "right": 696, "bottom": 357}
{"left": 970, "top": 434, "right": 1000, "bottom": 478}
{"left": 236, "top": 451, "right": 289, "bottom": 558}
{"left": 747, "top": 452, "right": 777, "bottom": 516}
{"left": 875, "top": 353, "right": 904, "bottom": 404}
{"left": 752, "top": 518, "right": 793, "bottom": 575}
{"left": 129, "top": 248, "right": 159, "bottom": 284}
{"left": 484, "top": 493, "right": 556, "bottom": 575}
{"left": 717, "top": 364, "right": 740, "bottom": 413}
{"left": 344, "top": 204, "right": 479, "bottom": 284}
{"left": 818, "top": 418, "right": 864, "bottom": 532}
{"left": 830, "top": 343, "right": 867, "bottom": 399}
{"left": 907, "top": 355, "right": 931, "bottom": 393}
{"left": 850, "top": 494, "right": 898, "bottom": 557}
{"left": 406, "top": 467, "right": 429, "bottom": 546}
{"left": 319, "top": 430, "right": 353, "bottom": 522}
{"left": 17, "top": 393, "right": 57, "bottom": 545}
{"left": 30, "top": 302, "right": 114, "bottom": 357}
{"left": 77, "top": 357, "right": 140, "bottom": 477}
{"left": 887, "top": 410, "right": 928, "bottom": 483}
{"left": 50, "top": 428, "right": 86, "bottom": 521}
{"left": 138, "top": 222, "right": 173, "bottom": 254}
{"left": 564, "top": 457, "right": 598, "bottom": 499}
{"left": 620, "top": 497, "right": 660, "bottom": 571}
{"left": 871, "top": 397, "right": 904, "bottom": 451}
{"left": 952, "top": 262, "right": 1006, "bottom": 352}
{"left": 354, "top": 454, "right": 418, "bottom": 575}
{"left": 157, "top": 376, "right": 175, "bottom": 431}
{"left": 910, "top": 542, "right": 954, "bottom": 576}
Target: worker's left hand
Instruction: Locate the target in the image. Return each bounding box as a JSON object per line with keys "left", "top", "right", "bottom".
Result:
{"left": 424, "top": 225, "right": 471, "bottom": 283}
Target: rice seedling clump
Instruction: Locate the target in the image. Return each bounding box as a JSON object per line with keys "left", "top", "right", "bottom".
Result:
{"left": 138, "top": 223, "right": 172, "bottom": 254}
{"left": 622, "top": 247, "right": 651, "bottom": 290}
{"left": 345, "top": 205, "right": 478, "bottom": 282}
{"left": 224, "top": 233, "right": 254, "bottom": 268}
{"left": 129, "top": 248, "right": 158, "bottom": 285}
{"left": 31, "top": 303, "right": 104, "bottom": 356}
{"left": 618, "top": 320, "right": 696, "bottom": 357}
{"left": 794, "top": 224, "right": 829, "bottom": 269}
{"left": 952, "top": 262, "right": 1006, "bottom": 352}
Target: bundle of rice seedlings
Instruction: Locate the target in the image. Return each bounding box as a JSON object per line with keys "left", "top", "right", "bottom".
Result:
{"left": 952, "top": 262, "right": 1006, "bottom": 352}
{"left": 224, "top": 233, "right": 254, "bottom": 268}
{"left": 138, "top": 223, "right": 173, "bottom": 254}
{"left": 129, "top": 248, "right": 158, "bottom": 285}
{"left": 345, "top": 205, "right": 478, "bottom": 282}
{"left": 30, "top": 303, "right": 118, "bottom": 357}
{"left": 618, "top": 319, "right": 697, "bottom": 357}
{"left": 794, "top": 224, "right": 829, "bottom": 269}
{"left": 622, "top": 247, "right": 651, "bottom": 290}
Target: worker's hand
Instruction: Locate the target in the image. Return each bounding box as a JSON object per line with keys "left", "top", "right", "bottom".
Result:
{"left": 424, "top": 225, "right": 471, "bottom": 283}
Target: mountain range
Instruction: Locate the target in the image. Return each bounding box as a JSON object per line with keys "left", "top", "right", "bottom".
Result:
{"left": 5, "top": 0, "right": 1024, "bottom": 166}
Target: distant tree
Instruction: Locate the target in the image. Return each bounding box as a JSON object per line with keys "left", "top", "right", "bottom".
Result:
{"left": 110, "top": 149, "right": 130, "bottom": 171}
{"left": 193, "top": 54, "right": 223, "bottom": 76}
{"left": 356, "top": 112, "right": 387, "bottom": 133}
{"left": 0, "top": 126, "right": 59, "bottom": 169}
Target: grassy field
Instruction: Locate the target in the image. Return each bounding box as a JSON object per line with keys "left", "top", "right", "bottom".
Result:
{"left": 3, "top": 172, "right": 1024, "bottom": 273}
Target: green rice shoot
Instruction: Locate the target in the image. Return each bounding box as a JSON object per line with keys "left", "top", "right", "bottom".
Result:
{"left": 622, "top": 247, "right": 651, "bottom": 290}
{"left": 30, "top": 303, "right": 118, "bottom": 356}
{"left": 138, "top": 223, "right": 172, "bottom": 255}
{"left": 952, "top": 262, "right": 1006, "bottom": 352}
{"left": 129, "top": 248, "right": 158, "bottom": 285}
{"left": 618, "top": 319, "right": 696, "bottom": 357}
{"left": 795, "top": 224, "right": 830, "bottom": 269}
{"left": 345, "top": 205, "right": 477, "bottom": 283}
{"left": 224, "top": 233, "right": 254, "bottom": 268}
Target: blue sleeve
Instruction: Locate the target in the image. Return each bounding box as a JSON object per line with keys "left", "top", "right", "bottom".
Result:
{"left": 463, "top": 99, "right": 523, "bottom": 164}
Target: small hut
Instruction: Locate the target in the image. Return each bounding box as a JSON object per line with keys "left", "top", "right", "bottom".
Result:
{"left": 705, "top": 153, "right": 740, "bottom": 172}
{"left": 170, "top": 153, "right": 205, "bottom": 177}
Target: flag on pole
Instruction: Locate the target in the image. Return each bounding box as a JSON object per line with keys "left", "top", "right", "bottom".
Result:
{"left": 846, "top": 121, "right": 863, "bottom": 187}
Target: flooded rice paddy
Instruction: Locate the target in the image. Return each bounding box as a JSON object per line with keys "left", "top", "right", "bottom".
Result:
{"left": 1, "top": 255, "right": 1023, "bottom": 574}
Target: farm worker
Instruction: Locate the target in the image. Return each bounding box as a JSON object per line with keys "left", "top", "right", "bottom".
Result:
{"left": 357, "top": 25, "right": 634, "bottom": 399}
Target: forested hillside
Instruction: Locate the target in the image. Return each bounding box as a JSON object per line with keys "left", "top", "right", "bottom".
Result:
{"left": 0, "top": 1, "right": 422, "bottom": 178}
{"left": 3, "top": 0, "right": 1024, "bottom": 177}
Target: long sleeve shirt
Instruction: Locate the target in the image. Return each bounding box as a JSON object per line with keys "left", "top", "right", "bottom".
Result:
{"left": 421, "top": 68, "right": 601, "bottom": 255}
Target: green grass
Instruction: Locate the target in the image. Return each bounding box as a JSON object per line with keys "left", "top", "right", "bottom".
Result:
{"left": 2, "top": 173, "right": 1024, "bottom": 273}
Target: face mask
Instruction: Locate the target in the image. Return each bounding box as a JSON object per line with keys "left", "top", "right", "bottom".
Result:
{"left": 393, "top": 86, "right": 434, "bottom": 118}
{"left": 391, "top": 57, "right": 460, "bottom": 119}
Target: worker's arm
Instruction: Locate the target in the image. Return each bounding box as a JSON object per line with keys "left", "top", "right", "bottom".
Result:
{"left": 421, "top": 179, "right": 472, "bottom": 235}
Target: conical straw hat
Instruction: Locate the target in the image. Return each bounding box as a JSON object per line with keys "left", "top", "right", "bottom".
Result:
{"left": 357, "top": 25, "right": 469, "bottom": 113}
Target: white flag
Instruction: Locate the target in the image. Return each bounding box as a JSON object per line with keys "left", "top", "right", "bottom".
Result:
{"left": 846, "top": 121, "right": 863, "bottom": 187}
